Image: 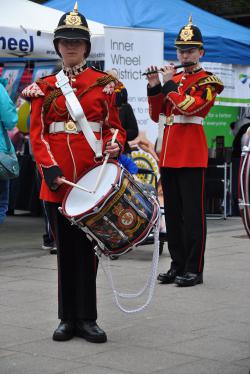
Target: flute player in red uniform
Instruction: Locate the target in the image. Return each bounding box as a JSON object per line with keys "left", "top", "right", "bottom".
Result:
{"left": 22, "top": 3, "right": 126, "bottom": 342}
{"left": 147, "top": 17, "right": 224, "bottom": 287}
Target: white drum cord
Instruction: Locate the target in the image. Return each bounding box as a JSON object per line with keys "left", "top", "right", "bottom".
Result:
{"left": 97, "top": 203, "right": 161, "bottom": 314}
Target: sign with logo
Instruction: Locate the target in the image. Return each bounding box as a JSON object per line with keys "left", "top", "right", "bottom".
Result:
{"left": 131, "top": 149, "right": 160, "bottom": 187}
{"left": 201, "top": 62, "right": 250, "bottom": 107}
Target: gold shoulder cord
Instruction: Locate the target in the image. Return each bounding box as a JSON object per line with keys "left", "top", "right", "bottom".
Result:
{"left": 43, "top": 74, "right": 118, "bottom": 116}
{"left": 78, "top": 74, "right": 118, "bottom": 100}
{"left": 43, "top": 89, "right": 65, "bottom": 116}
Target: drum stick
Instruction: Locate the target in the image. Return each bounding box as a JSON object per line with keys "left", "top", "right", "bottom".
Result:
{"left": 62, "top": 130, "right": 119, "bottom": 194}
{"left": 92, "top": 129, "right": 119, "bottom": 192}
{"left": 61, "top": 178, "right": 91, "bottom": 193}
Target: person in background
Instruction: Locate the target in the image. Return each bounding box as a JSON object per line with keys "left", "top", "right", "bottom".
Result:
{"left": 116, "top": 86, "right": 139, "bottom": 155}
{"left": 147, "top": 17, "right": 224, "bottom": 287}
{"left": 22, "top": 4, "right": 126, "bottom": 343}
{"left": 0, "top": 78, "right": 18, "bottom": 225}
{"left": 24, "top": 101, "right": 57, "bottom": 254}
{"left": 106, "top": 70, "right": 139, "bottom": 156}
{"left": 128, "top": 131, "right": 159, "bottom": 162}
{"left": 35, "top": 170, "right": 57, "bottom": 254}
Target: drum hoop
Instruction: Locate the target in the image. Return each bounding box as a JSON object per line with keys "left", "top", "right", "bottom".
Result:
{"left": 239, "top": 152, "right": 250, "bottom": 238}
{"left": 62, "top": 160, "right": 121, "bottom": 219}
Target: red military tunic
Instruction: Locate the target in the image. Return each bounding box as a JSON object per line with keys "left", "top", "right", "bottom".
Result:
{"left": 22, "top": 66, "right": 126, "bottom": 203}
{"left": 148, "top": 69, "right": 224, "bottom": 168}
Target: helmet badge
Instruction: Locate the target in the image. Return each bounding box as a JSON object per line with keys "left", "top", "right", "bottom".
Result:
{"left": 65, "top": 2, "right": 82, "bottom": 26}
{"left": 179, "top": 15, "right": 194, "bottom": 42}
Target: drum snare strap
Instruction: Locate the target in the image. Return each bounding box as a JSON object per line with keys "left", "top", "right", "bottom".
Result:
{"left": 97, "top": 201, "right": 161, "bottom": 314}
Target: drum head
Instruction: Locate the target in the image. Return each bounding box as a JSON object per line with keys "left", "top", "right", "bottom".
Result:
{"left": 64, "top": 162, "right": 119, "bottom": 217}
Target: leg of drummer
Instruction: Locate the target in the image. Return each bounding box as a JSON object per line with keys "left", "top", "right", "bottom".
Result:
{"left": 46, "top": 202, "right": 106, "bottom": 343}
{"left": 72, "top": 227, "right": 107, "bottom": 343}
{"left": 46, "top": 203, "right": 75, "bottom": 341}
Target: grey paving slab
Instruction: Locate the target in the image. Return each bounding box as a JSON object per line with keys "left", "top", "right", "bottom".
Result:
{"left": 200, "top": 321, "right": 250, "bottom": 344}
{"left": 0, "top": 352, "right": 88, "bottom": 374}
{"left": 0, "top": 216, "right": 250, "bottom": 374}
{"left": 0, "top": 323, "right": 49, "bottom": 349}
{"left": 0, "top": 304, "right": 57, "bottom": 329}
{"left": 153, "top": 359, "right": 249, "bottom": 374}
{"left": 234, "top": 357, "right": 250, "bottom": 368}
{"left": 6, "top": 337, "right": 117, "bottom": 361}
{"left": 101, "top": 320, "right": 204, "bottom": 349}
{"left": 0, "top": 265, "right": 57, "bottom": 282}
{"left": 162, "top": 335, "right": 250, "bottom": 362}
{"left": 0, "top": 349, "right": 17, "bottom": 359}
{"left": 62, "top": 365, "right": 130, "bottom": 374}
{"left": 78, "top": 346, "right": 198, "bottom": 374}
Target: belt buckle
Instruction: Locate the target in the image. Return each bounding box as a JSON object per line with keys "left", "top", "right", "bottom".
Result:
{"left": 65, "top": 120, "right": 77, "bottom": 132}
{"left": 166, "top": 114, "right": 174, "bottom": 126}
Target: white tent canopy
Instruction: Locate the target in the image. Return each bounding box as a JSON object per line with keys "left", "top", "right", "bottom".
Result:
{"left": 0, "top": 0, "right": 104, "bottom": 59}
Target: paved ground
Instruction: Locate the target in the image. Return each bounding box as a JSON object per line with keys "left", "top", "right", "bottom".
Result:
{"left": 0, "top": 214, "right": 249, "bottom": 374}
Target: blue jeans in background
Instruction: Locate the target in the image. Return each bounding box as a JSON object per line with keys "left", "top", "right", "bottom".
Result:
{"left": 0, "top": 180, "right": 9, "bottom": 224}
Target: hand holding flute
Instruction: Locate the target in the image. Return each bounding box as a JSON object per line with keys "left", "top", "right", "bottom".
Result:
{"left": 147, "top": 64, "right": 176, "bottom": 87}
{"left": 143, "top": 62, "right": 196, "bottom": 77}
{"left": 146, "top": 62, "right": 196, "bottom": 87}
{"left": 146, "top": 65, "right": 161, "bottom": 88}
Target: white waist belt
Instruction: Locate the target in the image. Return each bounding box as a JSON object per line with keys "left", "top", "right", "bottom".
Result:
{"left": 49, "top": 121, "right": 101, "bottom": 134}
{"left": 173, "top": 115, "right": 203, "bottom": 125}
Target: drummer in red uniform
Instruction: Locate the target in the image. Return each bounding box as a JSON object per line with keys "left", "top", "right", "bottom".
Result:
{"left": 147, "top": 17, "right": 224, "bottom": 287}
{"left": 22, "top": 3, "right": 126, "bottom": 342}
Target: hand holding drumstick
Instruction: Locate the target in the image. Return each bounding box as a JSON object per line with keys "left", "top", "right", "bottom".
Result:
{"left": 54, "top": 129, "right": 119, "bottom": 192}
{"left": 104, "top": 128, "right": 120, "bottom": 158}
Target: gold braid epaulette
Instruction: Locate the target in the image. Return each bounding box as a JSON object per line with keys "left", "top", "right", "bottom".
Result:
{"left": 36, "top": 78, "right": 55, "bottom": 89}
{"left": 79, "top": 74, "right": 119, "bottom": 97}
{"left": 41, "top": 74, "right": 121, "bottom": 115}
{"left": 197, "top": 75, "right": 224, "bottom": 87}
{"left": 35, "top": 78, "right": 63, "bottom": 115}
{"left": 43, "top": 89, "right": 62, "bottom": 115}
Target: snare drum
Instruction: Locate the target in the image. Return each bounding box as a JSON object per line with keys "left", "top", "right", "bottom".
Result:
{"left": 62, "top": 160, "right": 159, "bottom": 256}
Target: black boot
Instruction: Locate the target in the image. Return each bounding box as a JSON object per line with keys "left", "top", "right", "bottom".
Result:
{"left": 52, "top": 320, "right": 74, "bottom": 341}
{"left": 75, "top": 320, "right": 107, "bottom": 343}
{"left": 157, "top": 268, "right": 180, "bottom": 284}
{"left": 174, "top": 272, "right": 203, "bottom": 287}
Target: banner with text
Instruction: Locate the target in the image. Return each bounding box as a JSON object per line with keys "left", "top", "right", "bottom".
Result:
{"left": 201, "top": 62, "right": 250, "bottom": 147}
{"left": 0, "top": 26, "right": 57, "bottom": 59}
{"left": 104, "top": 26, "right": 164, "bottom": 144}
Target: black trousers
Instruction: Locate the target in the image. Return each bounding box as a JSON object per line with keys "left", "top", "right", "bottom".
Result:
{"left": 46, "top": 202, "right": 98, "bottom": 321}
{"left": 161, "top": 167, "right": 207, "bottom": 274}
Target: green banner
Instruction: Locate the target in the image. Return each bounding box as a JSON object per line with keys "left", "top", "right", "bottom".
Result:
{"left": 204, "top": 105, "right": 240, "bottom": 148}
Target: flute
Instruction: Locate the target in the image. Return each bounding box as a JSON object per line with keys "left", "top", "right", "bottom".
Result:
{"left": 142, "top": 62, "right": 196, "bottom": 76}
